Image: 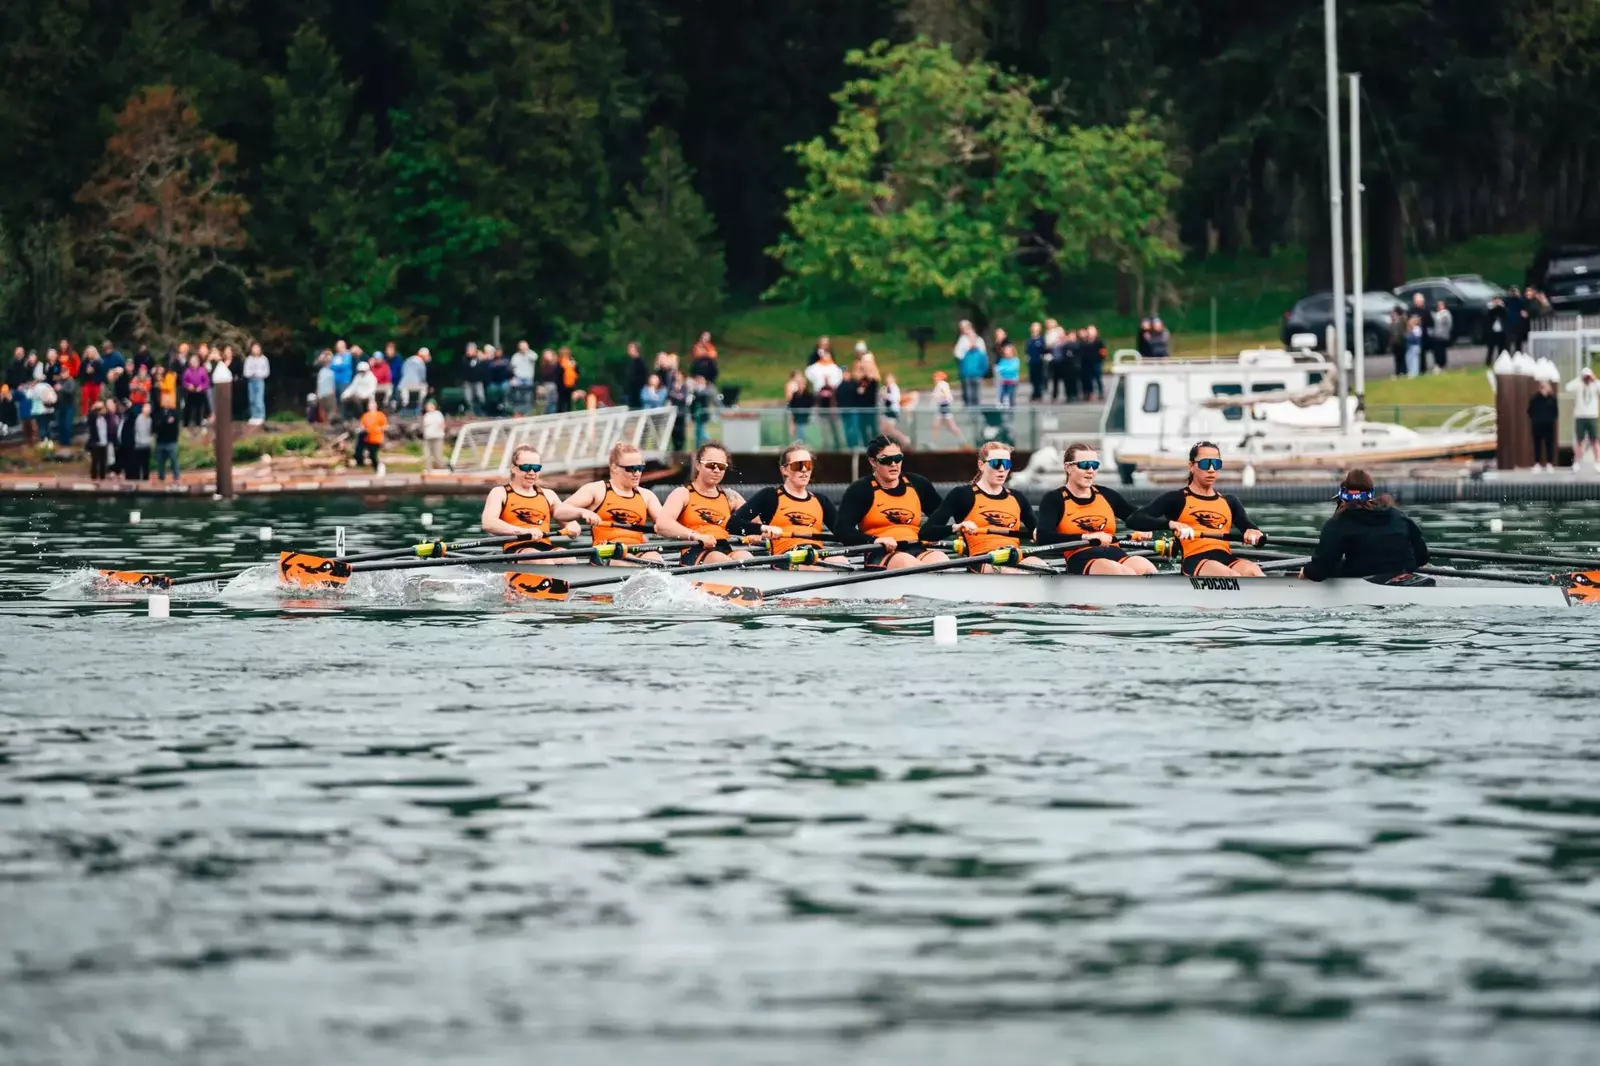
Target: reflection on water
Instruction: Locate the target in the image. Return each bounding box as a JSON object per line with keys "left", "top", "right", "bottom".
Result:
{"left": 1, "top": 496, "right": 1599, "bottom": 1065}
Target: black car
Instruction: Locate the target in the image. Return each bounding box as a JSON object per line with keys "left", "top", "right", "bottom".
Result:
{"left": 1536, "top": 246, "right": 1600, "bottom": 313}
{"left": 1393, "top": 275, "right": 1507, "bottom": 342}
{"left": 1281, "top": 291, "right": 1406, "bottom": 354}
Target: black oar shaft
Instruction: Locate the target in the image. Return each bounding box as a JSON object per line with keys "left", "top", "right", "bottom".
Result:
{"left": 1262, "top": 533, "right": 1595, "bottom": 570}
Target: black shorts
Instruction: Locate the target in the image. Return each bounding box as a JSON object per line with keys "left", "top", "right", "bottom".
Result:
{"left": 1064, "top": 545, "right": 1130, "bottom": 575}
{"left": 863, "top": 542, "right": 935, "bottom": 569}
{"left": 679, "top": 540, "right": 733, "bottom": 567}
{"left": 1180, "top": 548, "right": 1237, "bottom": 576}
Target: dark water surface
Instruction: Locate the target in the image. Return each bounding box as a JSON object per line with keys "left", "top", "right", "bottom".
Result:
{"left": 2, "top": 496, "right": 1599, "bottom": 1065}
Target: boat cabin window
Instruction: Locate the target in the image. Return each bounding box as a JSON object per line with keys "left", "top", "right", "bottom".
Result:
{"left": 1212, "top": 382, "right": 1287, "bottom": 421}
{"left": 1141, "top": 383, "right": 1161, "bottom": 413}
{"left": 1103, "top": 378, "right": 1126, "bottom": 432}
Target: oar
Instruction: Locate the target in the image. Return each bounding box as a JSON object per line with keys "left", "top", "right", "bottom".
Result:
{"left": 1256, "top": 533, "right": 1599, "bottom": 570}
{"left": 276, "top": 540, "right": 701, "bottom": 588}
{"left": 691, "top": 541, "right": 1090, "bottom": 607}
{"left": 1416, "top": 565, "right": 1569, "bottom": 586}
{"left": 503, "top": 544, "right": 880, "bottom": 601}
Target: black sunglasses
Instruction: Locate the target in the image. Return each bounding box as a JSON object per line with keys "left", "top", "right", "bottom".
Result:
{"left": 984, "top": 457, "right": 1012, "bottom": 470}
{"left": 1068, "top": 460, "right": 1101, "bottom": 471}
{"left": 514, "top": 462, "right": 542, "bottom": 473}
{"left": 617, "top": 463, "right": 647, "bottom": 473}
{"left": 873, "top": 453, "right": 904, "bottom": 465}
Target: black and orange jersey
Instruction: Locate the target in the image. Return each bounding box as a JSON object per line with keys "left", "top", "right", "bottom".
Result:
{"left": 1035, "top": 485, "right": 1137, "bottom": 551}
{"left": 1129, "top": 487, "right": 1256, "bottom": 558}
{"left": 592, "top": 482, "right": 650, "bottom": 545}
{"left": 498, "top": 486, "right": 555, "bottom": 549}
{"left": 729, "top": 487, "right": 838, "bottom": 553}
{"left": 835, "top": 472, "right": 942, "bottom": 545}
{"left": 678, "top": 488, "right": 732, "bottom": 539}
{"left": 920, "top": 484, "right": 1035, "bottom": 556}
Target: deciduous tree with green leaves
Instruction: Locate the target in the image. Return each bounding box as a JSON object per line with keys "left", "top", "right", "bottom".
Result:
{"left": 766, "top": 38, "right": 1178, "bottom": 320}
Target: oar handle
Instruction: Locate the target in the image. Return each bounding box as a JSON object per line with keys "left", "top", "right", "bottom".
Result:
{"left": 759, "top": 540, "right": 1090, "bottom": 598}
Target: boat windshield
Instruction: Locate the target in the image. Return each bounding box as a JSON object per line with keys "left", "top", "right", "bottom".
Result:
{"left": 1103, "top": 377, "right": 1126, "bottom": 433}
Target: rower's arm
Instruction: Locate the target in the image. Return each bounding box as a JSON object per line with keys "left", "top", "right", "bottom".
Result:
{"left": 639, "top": 486, "right": 666, "bottom": 523}
{"left": 1014, "top": 492, "right": 1038, "bottom": 539}
{"left": 832, "top": 480, "right": 875, "bottom": 545}
{"left": 728, "top": 488, "right": 778, "bottom": 534}
{"left": 919, "top": 484, "right": 975, "bottom": 541}
{"left": 547, "top": 489, "right": 596, "bottom": 525}
{"left": 1300, "top": 518, "right": 1345, "bottom": 582}
{"left": 908, "top": 473, "right": 944, "bottom": 514}
{"left": 1224, "top": 495, "right": 1262, "bottom": 539}
{"left": 1100, "top": 485, "right": 1137, "bottom": 520}
{"left": 651, "top": 487, "right": 697, "bottom": 540}
{"left": 480, "top": 487, "right": 521, "bottom": 535}
{"left": 1128, "top": 490, "right": 1184, "bottom": 531}
{"left": 1405, "top": 516, "right": 1430, "bottom": 568}
{"left": 561, "top": 481, "right": 602, "bottom": 513}
{"left": 1034, "top": 489, "right": 1070, "bottom": 545}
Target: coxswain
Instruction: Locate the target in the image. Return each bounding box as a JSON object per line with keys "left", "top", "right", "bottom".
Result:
{"left": 835, "top": 435, "right": 946, "bottom": 569}
{"left": 655, "top": 442, "right": 754, "bottom": 566}
{"left": 562, "top": 442, "right": 667, "bottom": 564}
{"left": 1301, "top": 469, "right": 1430, "bottom": 582}
{"left": 1035, "top": 442, "right": 1156, "bottom": 575}
{"left": 727, "top": 443, "right": 850, "bottom": 568}
{"left": 481, "top": 445, "right": 599, "bottom": 552}
{"left": 1129, "top": 441, "right": 1266, "bottom": 577}
{"left": 920, "top": 442, "right": 1045, "bottom": 572}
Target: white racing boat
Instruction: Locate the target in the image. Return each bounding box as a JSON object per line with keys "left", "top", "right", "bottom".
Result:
{"left": 502, "top": 564, "right": 1597, "bottom": 609}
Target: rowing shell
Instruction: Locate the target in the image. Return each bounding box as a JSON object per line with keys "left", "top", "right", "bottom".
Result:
{"left": 502, "top": 564, "right": 1598, "bottom": 609}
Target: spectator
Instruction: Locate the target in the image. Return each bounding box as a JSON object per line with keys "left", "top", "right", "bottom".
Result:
{"left": 855, "top": 347, "right": 882, "bottom": 442}
{"left": 462, "top": 342, "right": 486, "bottom": 415}
{"left": 105, "top": 366, "right": 126, "bottom": 406}
{"left": 929, "top": 371, "right": 966, "bottom": 446}
{"left": 484, "top": 344, "right": 511, "bottom": 415}
{"left": 655, "top": 351, "right": 687, "bottom": 449}
{"left": 220, "top": 345, "right": 247, "bottom": 422}
{"left": 7, "top": 349, "right": 32, "bottom": 435}
{"left": 991, "top": 326, "right": 1010, "bottom": 370}
{"left": 690, "top": 332, "right": 719, "bottom": 383}
{"left": 153, "top": 398, "right": 181, "bottom": 482}
{"left": 341, "top": 360, "right": 378, "bottom": 421}
{"left": 1408, "top": 292, "right": 1431, "bottom": 358}
{"left": 133, "top": 344, "right": 155, "bottom": 375}
{"left": 0, "top": 384, "right": 17, "bottom": 438}
{"left": 557, "top": 346, "right": 579, "bottom": 412}
{"left": 399, "top": 347, "right": 430, "bottom": 413}
{"left": 954, "top": 319, "right": 987, "bottom": 406}
{"left": 1045, "top": 319, "right": 1070, "bottom": 401}
{"left": 121, "top": 401, "right": 153, "bottom": 481}
{"left": 101, "top": 339, "right": 124, "bottom": 377}
{"left": 639, "top": 373, "right": 667, "bottom": 409}
{"left": 181, "top": 354, "right": 210, "bottom": 426}
{"left": 86, "top": 400, "right": 119, "bottom": 479}
{"left": 1388, "top": 307, "right": 1407, "bottom": 377}
{"left": 1146, "top": 317, "right": 1171, "bottom": 359}
{"left": 837, "top": 363, "right": 864, "bottom": 448}
{"left": 1025, "top": 322, "right": 1047, "bottom": 402}
{"left": 1059, "top": 329, "right": 1081, "bottom": 402}
{"left": 995, "top": 341, "right": 1020, "bottom": 409}
{"left": 786, "top": 372, "right": 815, "bottom": 441}
{"left": 510, "top": 341, "right": 537, "bottom": 414}
{"left": 53, "top": 369, "right": 77, "bottom": 445}
{"left": 243, "top": 342, "right": 270, "bottom": 424}
{"left": 420, "top": 399, "right": 447, "bottom": 471}
{"left": 329, "top": 339, "right": 355, "bottom": 398}
{"left": 808, "top": 336, "right": 832, "bottom": 367}
{"left": 623, "top": 342, "right": 648, "bottom": 406}
{"left": 687, "top": 374, "right": 716, "bottom": 448}
{"left": 129, "top": 366, "right": 151, "bottom": 408}
{"left": 1529, "top": 379, "right": 1559, "bottom": 472}
{"left": 79, "top": 346, "right": 105, "bottom": 416}
{"left": 879, "top": 372, "right": 910, "bottom": 446}
{"left": 1505, "top": 286, "right": 1529, "bottom": 351}
{"left": 1079, "top": 324, "right": 1107, "bottom": 401}
{"left": 370, "top": 347, "right": 394, "bottom": 410}
{"left": 57, "top": 339, "right": 80, "bottom": 383}
{"left": 803, "top": 343, "right": 843, "bottom": 449}
{"left": 1431, "top": 299, "right": 1452, "bottom": 373}
{"left": 355, "top": 398, "right": 386, "bottom": 469}
{"left": 1486, "top": 297, "right": 1507, "bottom": 365}
{"left": 1404, "top": 314, "right": 1423, "bottom": 378}
{"left": 1136, "top": 318, "right": 1152, "bottom": 358}
{"left": 27, "top": 378, "right": 56, "bottom": 445}
{"left": 1568, "top": 366, "right": 1600, "bottom": 471}
{"left": 314, "top": 352, "right": 337, "bottom": 423}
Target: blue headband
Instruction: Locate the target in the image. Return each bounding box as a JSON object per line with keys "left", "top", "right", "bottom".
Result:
{"left": 1334, "top": 489, "right": 1374, "bottom": 502}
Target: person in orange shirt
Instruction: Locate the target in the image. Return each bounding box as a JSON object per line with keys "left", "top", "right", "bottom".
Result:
{"left": 556, "top": 347, "right": 579, "bottom": 412}
{"left": 355, "top": 398, "right": 387, "bottom": 470}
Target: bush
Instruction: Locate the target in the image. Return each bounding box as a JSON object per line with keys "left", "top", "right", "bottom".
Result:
{"left": 233, "top": 430, "right": 320, "bottom": 463}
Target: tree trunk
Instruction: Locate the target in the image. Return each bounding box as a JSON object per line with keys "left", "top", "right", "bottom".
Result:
{"left": 1304, "top": 171, "right": 1331, "bottom": 293}
{"left": 1365, "top": 171, "right": 1405, "bottom": 290}
{"left": 1247, "top": 138, "right": 1276, "bottom": 256}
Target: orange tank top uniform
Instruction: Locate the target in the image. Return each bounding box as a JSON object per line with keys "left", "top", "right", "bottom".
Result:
{"left": 958, "top": 489, "right": 1023, "bottom": 557}
{"left": 593, "top": 483, "right": 649, "bottom": 545}
{"left": 769, "top": 491, "right": 826, "bottom": 554}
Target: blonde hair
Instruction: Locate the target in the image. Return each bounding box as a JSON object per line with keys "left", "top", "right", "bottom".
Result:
{"left": 609, "top": 441, "right": 643, "bottom": 465}
{"left": 510, "top": 444, "right": 540, "bottom": 465}
{"left": 972, "top": 441, "right": 1012, "bottom": 485}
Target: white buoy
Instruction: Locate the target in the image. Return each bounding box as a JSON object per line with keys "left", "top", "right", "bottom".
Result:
{"left": 258, "top": 526, "right": 273, "bottom": 541}
{"left": 148, "top": 594, "right": 170, "bottom": 619}
{"left": 129, "top": 509, "right": 142, "bottom": 524}
{"left": 1241, "top": 464, "right": 1258, "bottom": 488}
{"left": 933, "top": 615, "right": 958, "bottom": 645}
{"left": 1489, "top": 518, "right": 1504, "bottom": 533}
{"left": 376, "top": 461, "right": 387, "bottom": 477}
{"left": 420, "top": 512, "right": 434, "bottom": 528}
{"left": 335, "top": 526, "right": 347, "bottom": 558}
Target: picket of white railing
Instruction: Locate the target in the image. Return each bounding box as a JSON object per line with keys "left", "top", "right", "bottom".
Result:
{"left": 448, "top": 406, "right": 678, "bottom": 474}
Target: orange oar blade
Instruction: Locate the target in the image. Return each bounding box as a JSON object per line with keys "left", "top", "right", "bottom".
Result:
{"left": 98, "top": 570, "right": 172, "bottom": 590}
{"left": 691, "top": 582, "right": 763, "bottom": 607}
{"left": 277, "top": 551, "right": 352, "bottom": 588}
{"left": 505, "top": 573, "right": 571, "bottom": 600}
{"left": 1562, "top": 571, "right": 1600, "bottom": 605}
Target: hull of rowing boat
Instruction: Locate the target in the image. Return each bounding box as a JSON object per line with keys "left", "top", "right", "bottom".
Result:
{"left": 499, "top": 565, "right": 1578, "bottom": 609}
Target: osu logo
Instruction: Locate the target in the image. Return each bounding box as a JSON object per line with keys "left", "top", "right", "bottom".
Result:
{"left": 1190, "top": 510, "right": 1229, "bottom": 530}
{"left": 605, "top": 508, "right": 636, "bottom": 524}
{"left": 1072, "top": 514, "right": 1108, "bottom": 532}
{"left": 782, "top": 510, "right": 818, "bottom": 529}
{"left": 693, "top": 507, "right": 722, "bottom": 525}
{"left": 981, "top": 510, "right": 1015, "bottom": 529}
{"left": 511, "top": 507, "right": 545, "bottom": 525}
{"left": 1564, "top": 571, "right": 1600, "bottom": 605}
{"left": 881, "top": 508, "right": 916, "bottom": 526}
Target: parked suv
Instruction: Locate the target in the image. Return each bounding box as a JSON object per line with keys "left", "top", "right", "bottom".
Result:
{"left": 1535, "top": 245, "right": 1600, "bottom": 313}
{"left": 1393, "top": 275, "right": 1506, "bottom": 342}
{"left": 1281, "top": 291, "right": 1405, "bottom": 354}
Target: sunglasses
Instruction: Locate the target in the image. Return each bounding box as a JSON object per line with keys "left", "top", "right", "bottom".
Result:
{"left": 617, "top": 463, "right": 647, "bottom": 473}
{"left": 984, "top": 457, "right": 1012, "bottom": 470}
{"left": 786, "top": 459, "right": 814, "bottom": 472}
{"left": 873, "top": 453, "right": 904, "bottom": 465}
{"left": 701, "top": 460, "right": 729, "bottom": 472}
{"left": 1194, "top": 457, "right": 1223, "bottom": 471}
{"left": 514, "top": 462, "right": 542, "bottom": 473}
{"left": 1068, "top": 460, "right": 1101, "bottom": 471}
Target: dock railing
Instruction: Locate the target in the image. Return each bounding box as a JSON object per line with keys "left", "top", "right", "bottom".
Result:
{"left": 449, "top": 406, "right": 678, "bottom": 474}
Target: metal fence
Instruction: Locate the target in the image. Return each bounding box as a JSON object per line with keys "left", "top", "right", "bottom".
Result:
{"left": 449, "top": 406, "right": 677, "bottom": 474}
{"left": 1528, "top": 314, "right": 1600, "bottom": 382}
{"left": 708, "top": 403, "right": 1105, "bottom": 453}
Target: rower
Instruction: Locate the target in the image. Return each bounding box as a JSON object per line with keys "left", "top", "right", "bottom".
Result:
{"left": 727, "top": 443, "right": 850, "bottom": 568}
{"left": 835, "top": 435, "right": 946, "bottom": 570}
{"left": 655, "top": 442, "right": 754, "bottom": 566}
{"left": 1035, "top": 442, "right": 1156, "bottom": 575}
{"left": 920, "top": 442, "right": 1046, "bottom": 572}
{"left": 1129, "top": 440, "right": 1266, "bottom": 577}
{"left": 480, "top": 445, "right": 599, "bottom": 551}
{"left": 1301, "top": 468, "right": 1431, "bottom": 582}
{"left": 562, "top": 442, "right": 667, "bottom": 564}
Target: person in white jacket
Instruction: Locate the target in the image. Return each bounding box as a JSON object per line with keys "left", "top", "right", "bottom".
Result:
{"left": 420, "top": 399, "right": 447, "bottom": 470}
{"left": 1568, "top": 366, "right": 1600, "bottom": 470}
{"left": 341, "top": 361, "right": 378, "bottom": 423}
{"left": 242, "top": 343, "right": 270, "bottom": 424}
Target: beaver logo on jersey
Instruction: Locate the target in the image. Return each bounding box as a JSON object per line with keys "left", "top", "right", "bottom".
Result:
{"left": 1071, "top": 514, "right": 1109, "bottom": 532}
{"left": 277, "top": 551, "right": 352, "bottom": 587}
{"left": 693, "top": 507, "right": 722, "bottom": 525}
{"left": 510, "top": 507, "right": 544, "bottom": 525}
{"left": 1190, "top": 509, "right": 1229, "bottom": 530}
{"left": 981, "top": 510, "right": 1016, "bottom": 529}
{"left": 605, "top": 508, "right": 637, "bottom": 526}
{"left": 1563, "top": 571, "right": 1600, "bottom": 605}
{"left": 881, "top": 508, "right": 917, "bottom": 526}
{"left": 782, "top": 510, "right": 819, "bottom": 529}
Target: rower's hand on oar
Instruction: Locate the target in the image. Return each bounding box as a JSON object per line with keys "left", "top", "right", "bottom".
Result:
{"left": 1127, "top": 530, "right": 1153, "bottom": 543}
{"left": 1242, "top": 528, "right": 1265, "bottom": 546}
{"left": 561, "top": 521, "right": 582, "bottom": 539}
{"left": 1083, "top": 531, "right": 1113, "bottom": 546}
{"left": 874, "top": 535, "right": 899, "bottom": 552}
{"left": 575, "top": 510, "right": 601, "bottom": 526}
{"left": 760, "top": 525, "right": 786, "bottom": 539}
{"left": 694, "top": 531, "right": 718, "bottom": 549}
{"left": 956, "top": 520, "right": 981, "bottom": 536}
{"left": 1169, "top": 522, "right": 1196, "bottom": 540}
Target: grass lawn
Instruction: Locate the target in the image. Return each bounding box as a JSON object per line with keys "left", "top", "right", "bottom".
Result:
{"left": 714, "top": 231, "right": 1540, "bottom": 402}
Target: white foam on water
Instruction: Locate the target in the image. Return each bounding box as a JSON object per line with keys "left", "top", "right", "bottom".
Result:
{"left": 609, "top": 569, "right": 749, "bottom": 613}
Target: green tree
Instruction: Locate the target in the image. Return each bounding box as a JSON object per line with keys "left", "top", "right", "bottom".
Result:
{"left": 259, "top": 22, "right": 397, "bottom": 342}
{"left": 766, "top": 39, "right": 1178, "bottom": 320}
{"left": 604, "top": 128, "right": 726, "bottom": 355}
